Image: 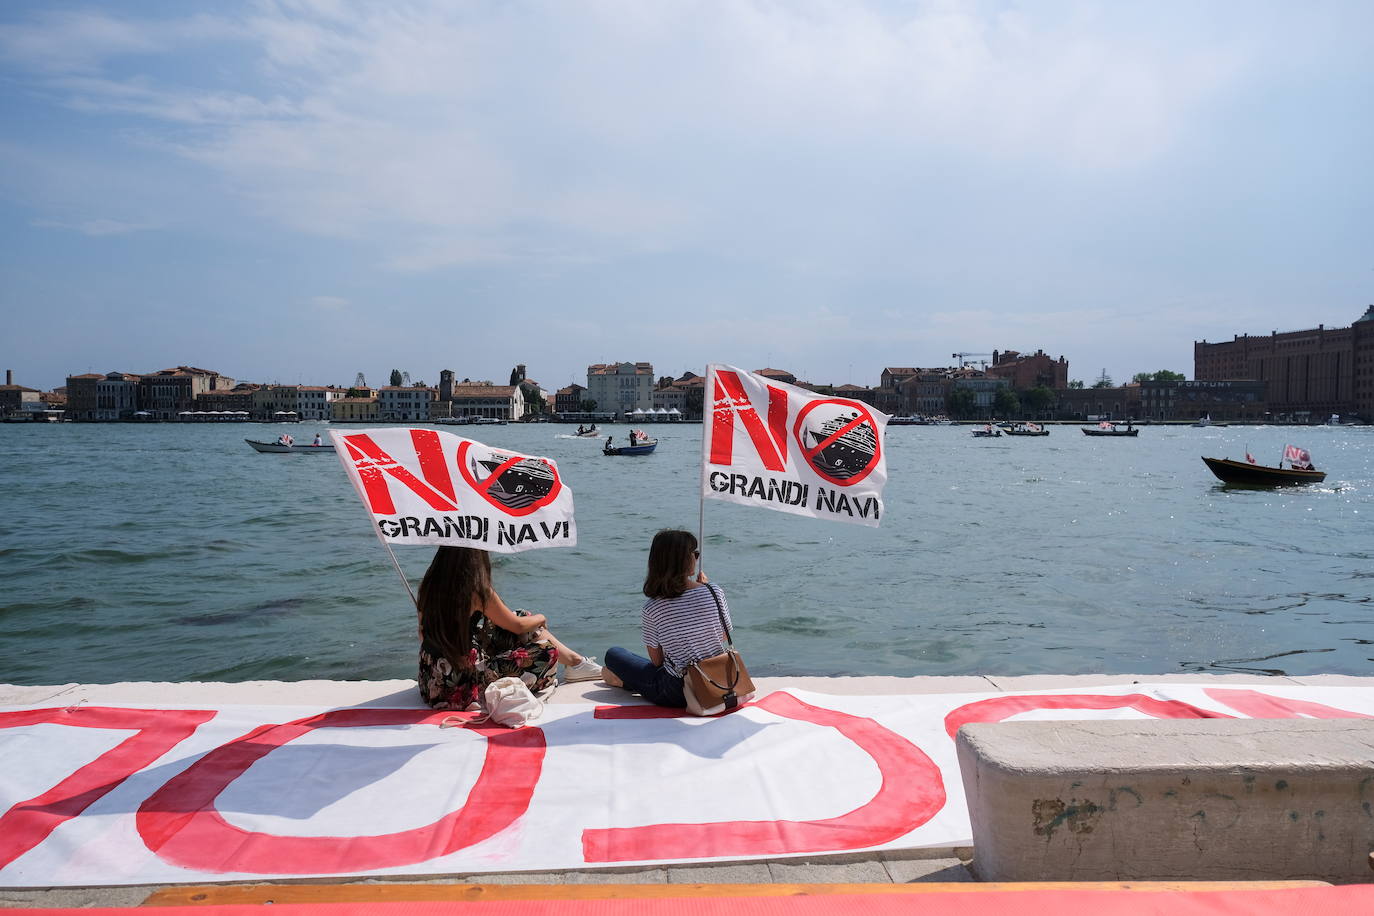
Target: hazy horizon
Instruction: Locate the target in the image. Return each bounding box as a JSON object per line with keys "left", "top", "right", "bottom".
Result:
{"left": 3, "top": 1, "right": 1372, "bottom": 393}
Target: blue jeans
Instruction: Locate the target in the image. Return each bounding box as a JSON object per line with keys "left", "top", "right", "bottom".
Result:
{"left": 605, "top": 646, "right": 686, "bottom": 708}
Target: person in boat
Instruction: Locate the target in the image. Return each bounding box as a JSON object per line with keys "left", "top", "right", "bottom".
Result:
{"left": 601, "top": 529, "right": 734, "bottom": 709}
{"left": 416, "top": 546, "right": 600, "bottom": 710}
{"left": 577, "top": 424, "right": 585, "bottom": 435}
{"left": 312, "top": 432, "right": 323, "bottom": 446}
{"left": 277, "top": 433, "right": 293, "bottom": 447}
{"left": 606, "top": 435, "right": 614, "bottom": 451}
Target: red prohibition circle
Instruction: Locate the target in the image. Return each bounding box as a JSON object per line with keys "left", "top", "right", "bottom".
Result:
{"left": 455, "top": 441, "right": 563, "bottom": 517}
{"left": 791, "top": 399, "right": 882, "bottom": 487}
{"left": 136, "top": 708, "right": 546, "bottom": 875}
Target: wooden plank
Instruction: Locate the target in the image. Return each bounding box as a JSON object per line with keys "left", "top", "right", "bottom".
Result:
{"left": 143, "top": 880, "right": 1330, "bottom": 907}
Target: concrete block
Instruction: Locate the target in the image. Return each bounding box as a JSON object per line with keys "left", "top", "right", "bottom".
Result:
{"left": 880, "top": 855, "right": 974, "bottom": 883}
{"left": 766, "top": 853, "right": 892, "bottom": 883}
{"left": 956, "top": 719, "right": 1374, "bottom": 883}
{"left": 559, "top": 867, "right": 670, "bottom": 884}
{"left": 666, "top": 861, "right": 775, "bottom": 883}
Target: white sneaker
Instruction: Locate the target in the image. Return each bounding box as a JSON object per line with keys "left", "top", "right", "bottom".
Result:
{"left": 562, "top": 656, "right": 602, "bottom": 683}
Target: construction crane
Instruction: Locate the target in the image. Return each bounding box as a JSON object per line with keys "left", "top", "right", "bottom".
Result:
{"left": 952, "top": 352, "right": 993, "bottom": 370}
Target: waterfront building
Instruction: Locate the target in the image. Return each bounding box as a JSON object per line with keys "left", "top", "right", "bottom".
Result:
{"left": 447, "top": 382, "right": 524, "bottom": 420}
{"left": 755, "top": 368, "right": 797, "bottom": 385}
{"left": 1138, "top": 379, "right": 1267, "bottom": 422}
{"left": 1054, "top": 385, "right": 1143, "bottom": 421}
{"left": 1194, "top": 306, "right": 1374, "bottom": 422}
{"left": 331, "top": 396, "right": 379, "bottom": 422}
{"left": 985, "top": 349, "right": 1068, "bottom": 390}
{"left": 876, "top": 368, "right": 920, "bottom": 415}
{"left": 196, "top": 384, "right": 260, "bottom": 418}
{"left": 586, "top": 362, "right": 654, "bottom": 419}
{"left": 951, "top": 370, "right": 1005, "bottom": 416}
{"left": 63, "top": 373, "right": 104, "bottom": 420}
{"left": 555, "top": 383, "right": 587, "bottom": 414}
{"left": 832, "top": 383, "right": 877, "bottom": 406}
{"left": 252, "top": 385, "right": 300, "bottom": 421}
{"left": 96, "top": 372, "right": 141, "bottom": 420}
{"left": 378, "top": 386, "right": 437, "bottom": 422}
{"left": 298, "top": 386, "right": 344, "bottom": 421}
{"left": 898, "top": 370, "right": 954, "bottom": 417}
{"left": 137, "top": 367, "right": 234, "bottom": 419}
{"left": 0, "top": 370, "right": 43, "bottom": 416}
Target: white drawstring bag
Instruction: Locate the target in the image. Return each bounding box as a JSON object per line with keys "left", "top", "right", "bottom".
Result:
{"left": 436, "top": 676, "right": 542, "bottom": 729}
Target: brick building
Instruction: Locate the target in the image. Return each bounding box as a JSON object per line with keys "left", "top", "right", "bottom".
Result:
{"left": 985, "top": 349, "right": 1069, "bottom": 390}
{"left": 1194, "top": 305, "right": 1374, "bottom": 422}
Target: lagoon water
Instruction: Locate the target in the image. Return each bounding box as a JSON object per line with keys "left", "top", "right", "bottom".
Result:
{"left": 1, "top": 421, "right": 1370, "bottom": 686}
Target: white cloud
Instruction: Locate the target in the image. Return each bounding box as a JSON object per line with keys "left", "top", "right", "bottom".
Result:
{"left": 0, "top": 1, "right": 1260, "bottom": 272}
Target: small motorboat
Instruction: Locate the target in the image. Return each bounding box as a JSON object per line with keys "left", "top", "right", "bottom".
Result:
{"left": 1082, "top": 421, "right": 1138, "bottom": 437}
{"left": 1202, "top": 456, "right": 1325, "bottom": 486}
{"left": 573, "top": 425, "right": 602, "bottom": 437}
{"left": 604, "top": 436, "right": 658, "bottom": 456}
{"left": 246, "top": 438, "right": 335, "bottom": 453}
{"left": 971, "top": 424, "right": 1003, "bottom": 438}
{"left": 1002, "top": 422, "right": 1049, "bottom": 436}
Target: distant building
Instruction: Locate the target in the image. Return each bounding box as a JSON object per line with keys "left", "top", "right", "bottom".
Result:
{"left": 64, "top": 373, "right": 105, "bottom": 420}
{"left": 832, "top": 383, "right": 876, "bottom": 406}
{"left": 1139, "top": 379, "right": 1267, "bottom": 422}
{"left": 96, "top": 373, "right": 141, "bottom": 420}
{"left": 898, "top": 370, "right": 953, "bottom": 417}
{"left": 876, "top": 368, "right": 921, "bottom": 415}
{"left": 985, "top": 349, "right": 1068, "bottom": 390}
{"left": 1194, "top": 306, "right": 1374, "bottom": 422}
{"left": 1055, "top": 385, "right": 1143, "bottom": 421}
{"left": 448, "top": 383, "right": 524, "bottom": 420}
{"left": 754, "top": 368, "right": 797, "bottom": 386}
{"left": 0, "top": 370, "right": 42, "bottom": 416}
{"left": 195, "top": 383, "right": 259, "bottom": 418}
{"left": 378, "top": 386, "right": 437, "bottom": 421}
{"left": 298, "top": 386, "right": 345, "bottom": 421}
{"left": 555, "top": 383, "right": 587, "bottom": 414}
{"left": 586, "top": 362, "right": 654, "bottom": 418}
{"left": 137, "top": 367, "right": 234, "bottom": 419}
{"left": 332, "top": 397, "right": 379, "bottom": 422}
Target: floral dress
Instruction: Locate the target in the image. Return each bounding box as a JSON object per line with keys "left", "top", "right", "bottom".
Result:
{"left": 418, "top": 609, "right": 560, "bottom": 710}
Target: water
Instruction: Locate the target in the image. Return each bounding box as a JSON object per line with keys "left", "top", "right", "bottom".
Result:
{"left": 1, "top": 422, "right": 1370, "bottom": 685}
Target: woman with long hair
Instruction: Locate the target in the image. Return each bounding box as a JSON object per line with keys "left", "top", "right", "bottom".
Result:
{"left": 601, "top": 529, "right": 734, "bottom": 708}
{"left": 417, "top": 546, "right": 599, "bottom": 709}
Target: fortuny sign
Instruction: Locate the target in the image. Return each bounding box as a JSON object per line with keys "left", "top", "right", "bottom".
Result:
{"left": 701, "top": 365, "right": 890, "bottom": 527}
{"left": 332, "top": 428, "right": 576, "bottom": 553}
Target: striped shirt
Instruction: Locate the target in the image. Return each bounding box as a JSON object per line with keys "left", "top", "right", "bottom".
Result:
{"left": 641, "top": 584, "right": 733, "bottom": 677}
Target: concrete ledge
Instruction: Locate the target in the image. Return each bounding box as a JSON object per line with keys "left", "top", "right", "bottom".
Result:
{"left": 956, "top": 719, "right": 1374, "bottom": 883}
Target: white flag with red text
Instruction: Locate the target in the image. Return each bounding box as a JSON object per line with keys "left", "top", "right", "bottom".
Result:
{"left": 332, "top": 428, "right": 575, "bottom": 553}
{"left": 1283, "top": 444, "right": 1313, "bottom": 468}
{"left": 701, "top": 365, "right": 889, "bottom": 527}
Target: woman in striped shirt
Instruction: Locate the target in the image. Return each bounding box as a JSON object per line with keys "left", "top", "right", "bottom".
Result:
{"left": 601, "top": 529, "right": 733, "bottom": 707}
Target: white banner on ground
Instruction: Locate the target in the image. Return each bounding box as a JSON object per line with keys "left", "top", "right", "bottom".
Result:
{"left": 331, "top": 428, "right": 575, "bottom": 553}
{"left": 2, "top": 683, "right": 1371, "bottom": 886}
{"left": 701, "top": 365, "right": 890, "bottom": 527}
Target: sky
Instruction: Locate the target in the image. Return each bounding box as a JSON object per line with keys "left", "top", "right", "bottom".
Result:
{"left": 2, "top": 0, "right": 1372, "bottom": 394}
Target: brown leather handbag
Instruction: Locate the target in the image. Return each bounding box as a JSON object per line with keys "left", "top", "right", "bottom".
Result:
{"left": 682, "top": 585, "right": 756, "bottom": 716}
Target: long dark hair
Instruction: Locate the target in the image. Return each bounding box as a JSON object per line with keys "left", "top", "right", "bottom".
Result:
{"left": 418, "top": 546, "right": 491, "bottom": 667}
{"left": 643, "top": 529, "right": 698, "bottom": 600}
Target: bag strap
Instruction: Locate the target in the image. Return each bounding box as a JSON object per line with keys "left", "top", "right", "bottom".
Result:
{"left": 690, "top": 585, "right": 740, "bottom": 692}
{"left": 706, "top": 584, "right": 733, "bottom": 646}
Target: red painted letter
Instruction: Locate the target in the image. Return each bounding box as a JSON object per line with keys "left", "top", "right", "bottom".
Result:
{"left": 0, "top": 706, "right": 215, "bottom": 869}
{"left": 709, "top": 371, "right": 789, "bottom": 471}
{"left": 944, "top": 693, "right": 1231, "bottom": 740}
{"left": 137, "top": 708, "right": 544, "bottom": 874}
{"left": 582, "top": 691, "right": 945, "bottom": 862}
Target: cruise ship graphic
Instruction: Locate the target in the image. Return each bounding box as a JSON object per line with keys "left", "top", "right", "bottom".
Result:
{"left": 473, "top": 454, "right": 556, "bottom": 509}
{"left": 806, "top": 414, "right": 877, "bottom": 480}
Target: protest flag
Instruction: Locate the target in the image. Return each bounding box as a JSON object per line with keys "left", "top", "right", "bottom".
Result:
{"left": 699, "top": 364, "right": 889, "bottom": 531}
{"left": 332, "top": 428, "right": 576, "bottom": 602}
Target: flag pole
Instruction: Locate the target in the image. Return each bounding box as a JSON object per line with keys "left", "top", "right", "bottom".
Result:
{"left": 379, "top": 532, "right": 419, "bottom": 609}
